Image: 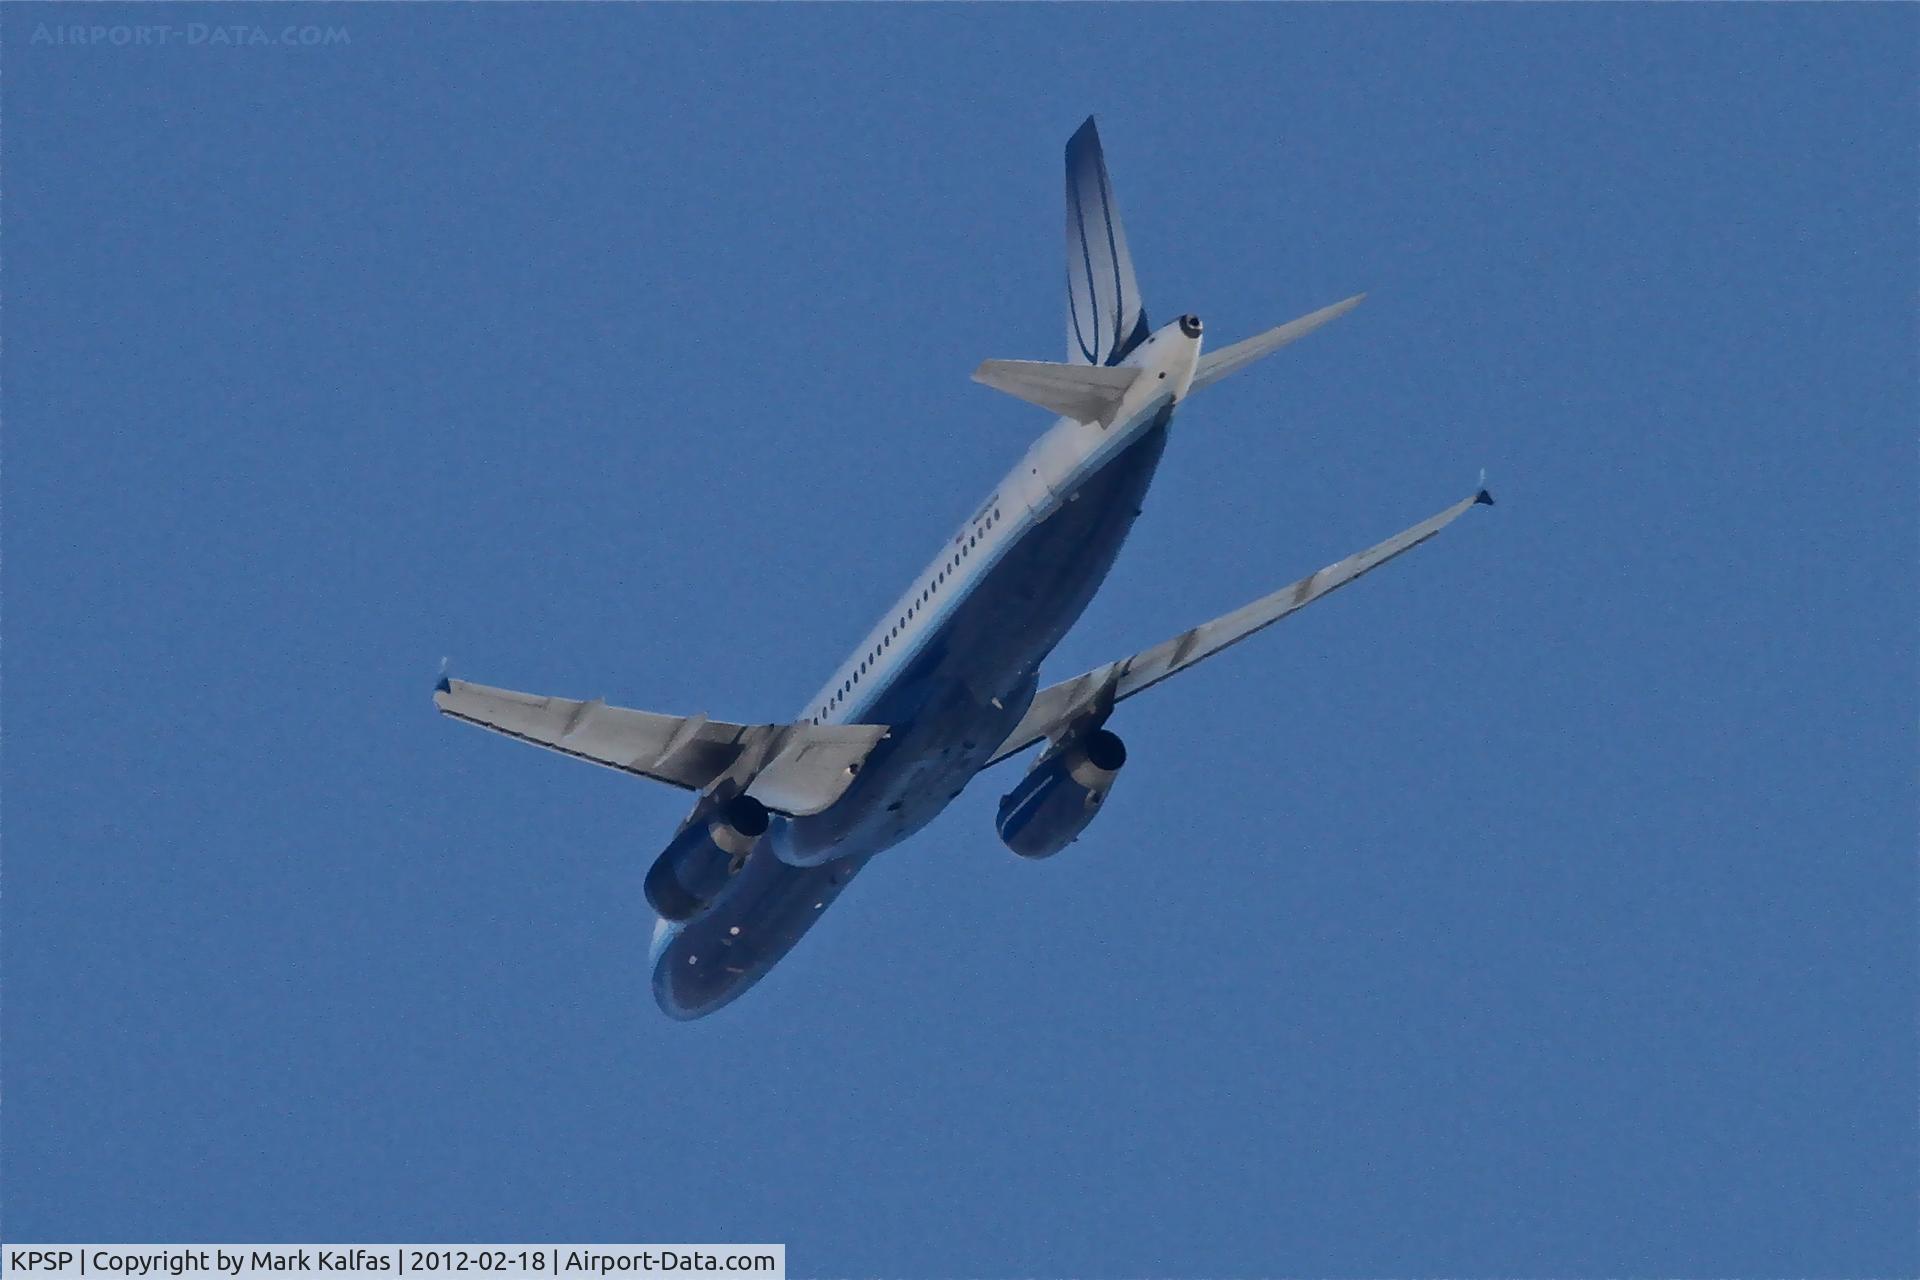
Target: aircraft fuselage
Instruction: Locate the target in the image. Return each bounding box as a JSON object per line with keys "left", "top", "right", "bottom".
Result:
{"left": 650, "top": 326, "right": 1199, "bottom": 1018}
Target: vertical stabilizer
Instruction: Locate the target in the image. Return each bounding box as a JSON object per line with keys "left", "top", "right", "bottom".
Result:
{"left": 1065, "top": 117, "right": 1149, "bottom": 367}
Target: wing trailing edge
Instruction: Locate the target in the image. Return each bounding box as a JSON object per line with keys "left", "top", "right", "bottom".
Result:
{"left": 985, "top": 484, "right": 1492, "bottom": 766}
{"left": 434, "top": 679, "right": 887, "bottom": 816}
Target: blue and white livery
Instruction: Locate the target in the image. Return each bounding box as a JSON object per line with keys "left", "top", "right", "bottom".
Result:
{"left": 435, "top": 117, "right": 1493, "bottom": 1020}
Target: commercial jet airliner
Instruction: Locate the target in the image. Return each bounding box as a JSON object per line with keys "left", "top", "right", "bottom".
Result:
{"left": 435, "top": 117, "right": 1492, "bottom": 1019}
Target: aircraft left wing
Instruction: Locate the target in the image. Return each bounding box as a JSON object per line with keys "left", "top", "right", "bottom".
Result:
{"left": 434, "top": 678, "right": 888, "bottom": 816}
{"left": 986, "top": 485, "right": 1493, "bottom": 766}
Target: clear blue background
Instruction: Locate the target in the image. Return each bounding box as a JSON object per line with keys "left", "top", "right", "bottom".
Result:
{"left": 6, "top": 5, "right": 1914, "bottom": 1275}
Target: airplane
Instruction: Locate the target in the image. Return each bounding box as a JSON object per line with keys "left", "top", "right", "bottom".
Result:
{"left": 434, "top": 116, "right": 1493, "bottom": 1020}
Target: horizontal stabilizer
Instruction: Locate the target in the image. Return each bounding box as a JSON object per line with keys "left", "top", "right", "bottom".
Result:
{"left": 434, "top": 678, "right": 887, "bottom": 815}
{"left": 1190, "top": 294, "right": 1366, "bottom": 393}
{"left": 973, "top": 359, "right": 1140, "bottom": 423}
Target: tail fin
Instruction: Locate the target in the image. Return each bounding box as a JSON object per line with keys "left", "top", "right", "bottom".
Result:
{"left": 1065, "top": 117, "right": 1149, "bottom": 367}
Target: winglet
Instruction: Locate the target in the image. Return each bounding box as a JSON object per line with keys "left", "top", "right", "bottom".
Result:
{"left": 435, "top": 657, "right": 452, "bottom": 696}
{"left": 1474, "top": 469, "right": 1495, "bottom": 506}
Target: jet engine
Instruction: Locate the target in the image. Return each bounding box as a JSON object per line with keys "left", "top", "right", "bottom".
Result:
{"left": 644, "top": 794, "right": 770, "bottom": 922}
{"left": 995, "top": 729, "right": 1126, "bottom": 859}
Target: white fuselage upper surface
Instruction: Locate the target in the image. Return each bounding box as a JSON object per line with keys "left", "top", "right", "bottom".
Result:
{"left": 647, "top": 319, "right": 1201, "bottom": 1016}
{"left": 799, "top": 321, "right": 1201, "bottom": 732}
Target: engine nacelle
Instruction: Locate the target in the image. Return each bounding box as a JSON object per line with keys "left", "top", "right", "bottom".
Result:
{"left": 995, "top": 729, "right": 1127, "bottom": 860}
{"left": 644, "top": 794, "right": 769, "bottom": 922}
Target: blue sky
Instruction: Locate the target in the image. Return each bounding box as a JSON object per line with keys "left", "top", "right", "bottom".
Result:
{"left": 5, "top": 4, "right": 1914, "bottom": 1275}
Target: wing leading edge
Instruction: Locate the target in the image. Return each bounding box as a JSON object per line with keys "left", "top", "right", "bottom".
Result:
{"left": 986, "top": 485, "right": 1494, "bottom": 766}
{"left": 434, "top": 679, "right": 887, "bottom": 816}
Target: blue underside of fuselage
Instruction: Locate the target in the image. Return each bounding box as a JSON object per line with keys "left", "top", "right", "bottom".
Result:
{"left": 652, "top": 415, "right": 1173, "bottom": 1019}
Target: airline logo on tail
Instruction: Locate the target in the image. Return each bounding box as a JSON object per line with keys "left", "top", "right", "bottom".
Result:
{"left": 1065, "top": 117, "right": 1150, "bottom": 368}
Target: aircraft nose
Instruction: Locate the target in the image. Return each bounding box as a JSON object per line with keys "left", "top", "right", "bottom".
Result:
{"left": 1178, "top": 314, "right": 1203, "bottom": 338}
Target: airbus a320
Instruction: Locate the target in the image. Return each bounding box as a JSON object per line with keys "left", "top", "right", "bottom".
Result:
{"left": 435, "top": 117, "right": 1493, "bottom": 1019}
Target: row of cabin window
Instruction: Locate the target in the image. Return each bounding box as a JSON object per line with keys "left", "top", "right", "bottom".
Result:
{"left": 812, "top": 505, "right": 1004, "bottom": 723}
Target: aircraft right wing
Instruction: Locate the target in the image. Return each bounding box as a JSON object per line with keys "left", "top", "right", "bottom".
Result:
{"left": 985, "top": 484, "right": 1493, "bottom": 766}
